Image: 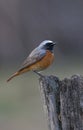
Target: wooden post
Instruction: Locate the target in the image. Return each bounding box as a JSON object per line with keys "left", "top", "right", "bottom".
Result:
{"left": 39, "top": 75, "right": 83, "bottom": 130}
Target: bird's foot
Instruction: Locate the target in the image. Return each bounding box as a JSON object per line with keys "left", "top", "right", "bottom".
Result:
{"left": 33, "top": 70, "right": 44, "bottom": 77}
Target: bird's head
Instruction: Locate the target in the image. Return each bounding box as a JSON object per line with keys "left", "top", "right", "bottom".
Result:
{"left": 39, "top": 40, "right": 56, "bottom": 52}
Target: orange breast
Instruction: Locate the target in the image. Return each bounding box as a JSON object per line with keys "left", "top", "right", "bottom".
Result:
{"left": 29, "top": 50, "right": 54, "bottom": 71}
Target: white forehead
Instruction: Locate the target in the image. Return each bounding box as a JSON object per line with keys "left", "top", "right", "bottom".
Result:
{"left": 39, "top": 40, "right": 53, "bottom": 47}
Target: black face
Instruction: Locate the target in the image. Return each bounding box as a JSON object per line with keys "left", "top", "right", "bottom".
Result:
{"left": 44, "top": 42, "right": 55, "bottom": 52}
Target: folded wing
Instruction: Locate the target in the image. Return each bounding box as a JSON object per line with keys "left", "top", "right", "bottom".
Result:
{"left": 20, "top": 48, "right": 46, "bottom": 69}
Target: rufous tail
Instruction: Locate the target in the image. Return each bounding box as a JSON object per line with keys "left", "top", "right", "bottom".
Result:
{"left": 7, "top": 72, "right": 19, "bottom": 82}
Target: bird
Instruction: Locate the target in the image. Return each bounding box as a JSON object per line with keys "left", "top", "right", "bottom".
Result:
{"left": 7, "top": 40, "right": 56, "bottom": 82}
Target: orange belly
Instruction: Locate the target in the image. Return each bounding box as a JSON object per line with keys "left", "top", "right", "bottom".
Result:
{"left": 18, "top": 50, "right": 54, "bottom": 74}
{"left": 29, "top": 50, "right": 54, "bottom": 71}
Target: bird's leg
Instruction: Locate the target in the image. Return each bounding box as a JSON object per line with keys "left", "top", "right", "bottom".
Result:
{"left": 33, "top": 70, "right": 44, "bottom": 77}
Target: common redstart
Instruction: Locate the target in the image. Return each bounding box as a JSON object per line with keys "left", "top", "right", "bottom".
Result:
{"left": 7, "top": 40, "right": 56, "bottom": 82}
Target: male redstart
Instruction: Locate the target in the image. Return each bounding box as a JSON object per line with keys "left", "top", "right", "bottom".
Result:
{"left": 7, "top": 40, "right": 56, "bottom": 82}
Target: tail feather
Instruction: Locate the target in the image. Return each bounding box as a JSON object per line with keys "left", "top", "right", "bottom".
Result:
{"left": 7, "top": 72, "right": 19, "bottom": 82}
{"left": 7, "top": 66, "right": 30, "bottom": 82}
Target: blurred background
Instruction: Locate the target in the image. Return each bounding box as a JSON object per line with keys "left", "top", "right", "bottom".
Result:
{"left": 0, "top": 0, "right": 83, "bottom": 130}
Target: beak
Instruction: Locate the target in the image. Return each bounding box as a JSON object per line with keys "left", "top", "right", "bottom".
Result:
{"left": 53, "top": 41, "right": 57, "bottom": 45}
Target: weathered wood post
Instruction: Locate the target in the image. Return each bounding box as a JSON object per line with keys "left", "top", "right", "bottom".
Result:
{"left": 39, "top": 75, "right": 83, "bottom": 130}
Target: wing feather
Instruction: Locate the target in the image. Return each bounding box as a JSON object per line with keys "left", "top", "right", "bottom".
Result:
{"left": 20, "top": 48, "right": 46, "bottom": 69}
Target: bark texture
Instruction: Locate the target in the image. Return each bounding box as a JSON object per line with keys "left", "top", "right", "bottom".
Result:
{"left": 39, "top": 75, "right": 83, "bottom": 130}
